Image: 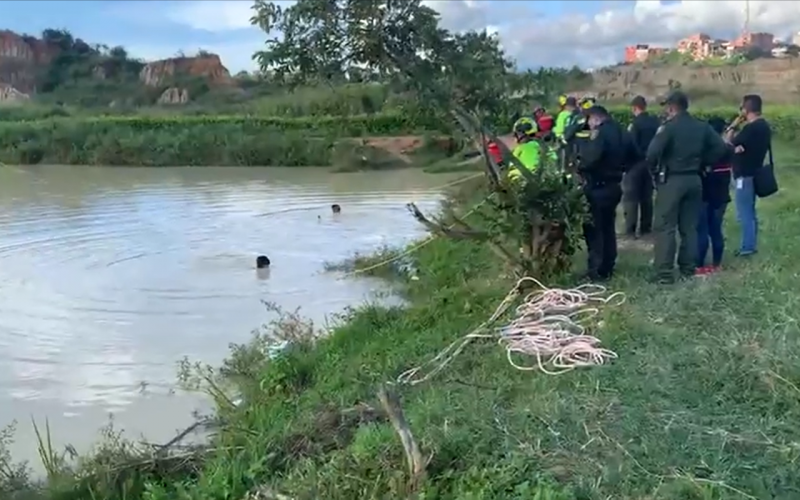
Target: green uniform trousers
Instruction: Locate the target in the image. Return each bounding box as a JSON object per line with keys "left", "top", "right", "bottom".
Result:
{"left": 652, "top": 174, "right": 703, "bottom": 280}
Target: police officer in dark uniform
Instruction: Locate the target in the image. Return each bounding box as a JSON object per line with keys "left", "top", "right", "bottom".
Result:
{"left": 646, "top": 90, "right": 728, "bottom": 284}
{"left": 623, "top": 95, "right": 660, "bottom": 238}
{"left": 577, "top": 105, "right": 626, "bottom": 281}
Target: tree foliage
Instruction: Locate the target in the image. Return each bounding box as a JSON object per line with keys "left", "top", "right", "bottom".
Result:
{"left": 250, "top": 0, "right": 591, "bottom": 277}
{"left": 249, "top": 0, "right": 589, "bottom": 120}
{"left": 35, "top": 29, "right": 145, "bottom": 95}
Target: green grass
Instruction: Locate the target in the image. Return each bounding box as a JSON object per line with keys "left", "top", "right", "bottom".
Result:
{"left": 3, "top": 145, "right": 800, "bottom": 500}
{"left": 3, "top": 100, "right": 800, "bottom": 166}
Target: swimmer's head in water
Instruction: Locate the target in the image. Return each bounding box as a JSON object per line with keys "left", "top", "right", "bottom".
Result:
{"left": 331, "top": 204, "right": 341, "bottom": 214}
{"left": 256, "top": 255, "right": 271, "bottom": 268}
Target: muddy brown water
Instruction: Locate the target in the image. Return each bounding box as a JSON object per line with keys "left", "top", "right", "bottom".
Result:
{"left": 0, "top": 165, "right": 461, "bottom": 467}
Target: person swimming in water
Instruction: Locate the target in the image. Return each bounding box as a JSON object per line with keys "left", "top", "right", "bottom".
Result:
{"left": 256, "top": 255, "right": 270, "bottom": 268}
{"left": 331, "top": 204, "right": 341, "bottom": 214}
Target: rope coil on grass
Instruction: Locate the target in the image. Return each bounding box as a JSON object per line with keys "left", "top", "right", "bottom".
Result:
{"left": 397, "top": 276, "right": 625, "bottom": 385}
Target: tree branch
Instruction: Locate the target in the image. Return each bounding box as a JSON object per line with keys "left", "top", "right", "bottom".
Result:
{"left": 377, "top": 385, "right": 428, "bottom": 489}
{"left": 406, "top": 203, "right": 487, "bottom": 239}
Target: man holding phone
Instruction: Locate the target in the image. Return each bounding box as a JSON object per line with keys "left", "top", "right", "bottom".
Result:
{"left": 724, "top": 94, "right": 772, "bottom": 257}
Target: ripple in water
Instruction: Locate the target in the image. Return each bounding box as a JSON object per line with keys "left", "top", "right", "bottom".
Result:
{"left": 0, "top": 165, "right": 458, "bottom": 464}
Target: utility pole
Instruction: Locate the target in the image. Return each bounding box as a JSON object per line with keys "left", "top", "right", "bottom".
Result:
{"left": 743, "top": 0, "right": 751, "bottom": 38}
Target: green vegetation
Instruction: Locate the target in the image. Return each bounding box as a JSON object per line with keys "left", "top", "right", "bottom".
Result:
{"left": 3, "top": 146, "right": 800, "bottom": 499}
{"left": 0, "top": 107, "right": 797, "bottom": 166}
{"left": 3, "top": 2, "right": 799, "bottom": 498}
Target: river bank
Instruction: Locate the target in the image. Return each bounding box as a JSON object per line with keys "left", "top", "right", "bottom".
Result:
{"left": 1, "top": 107, "right": 798, "bottom": 167}
{"left": 0, "top": 166, "right": 463, "bottom": 500}
{"left": 6, "top": 143, "right": 800, "bottom": 499}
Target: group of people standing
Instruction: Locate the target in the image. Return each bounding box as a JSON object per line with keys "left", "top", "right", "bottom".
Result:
{"left": 501, "top": 90, "right": 774, "bottom": 285}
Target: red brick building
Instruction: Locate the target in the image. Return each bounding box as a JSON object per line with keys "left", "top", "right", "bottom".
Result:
{"left": 624, "top": 44, "right": 667, "bottom": 63}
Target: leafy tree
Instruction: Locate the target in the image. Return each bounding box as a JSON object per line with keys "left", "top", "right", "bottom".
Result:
{"left": 250, "top": 0, "right": 588, "bottom": 277}
{"left": 249, "top": 0, "right": 514, "bottom": 117}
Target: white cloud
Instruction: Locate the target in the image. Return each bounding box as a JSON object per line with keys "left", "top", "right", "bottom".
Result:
{"left": 164, "top": 0, "right": 800, "bottom": 72}
{"left": 434, "top": 0, "right": 800, "bottom": 68}
{"left": 166, "top": 1, "right": 255, "bottom": 32}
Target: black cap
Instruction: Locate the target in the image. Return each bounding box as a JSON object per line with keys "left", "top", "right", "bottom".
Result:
{"left": 659, "top": 90, "right": 689, "bottom": 109}
{"left": 631, "top": 95, "right": 647, "bottom": 108}
{"left": 586, "top": 105, "right": 609, "bottom": 117}
{"left": 564, "top": 96, "right": 577, "bottom": 107}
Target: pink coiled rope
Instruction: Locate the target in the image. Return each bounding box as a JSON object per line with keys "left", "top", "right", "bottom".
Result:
{"left": 397, "top": 277, "right": 625, "bottom": 385}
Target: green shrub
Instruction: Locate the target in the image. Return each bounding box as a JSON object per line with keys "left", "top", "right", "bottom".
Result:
{"left": 0, "top": 106, "right": 796, "bottom": 167}
{"left": 0, "top": 114, "right": 447, "bottom": 166}
{"left": 0, "top": 121, "right": 339, "bottom": 167}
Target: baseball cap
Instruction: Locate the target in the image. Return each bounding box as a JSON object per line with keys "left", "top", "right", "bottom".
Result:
{"left": 659, "top": 90, "right": 689, "bottom": 109}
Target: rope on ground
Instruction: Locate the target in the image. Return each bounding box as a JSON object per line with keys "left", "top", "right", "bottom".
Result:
{"left": 396, "top": 276, "right": 626, "bottom": 385}
{"left": 340, "top": 196, "right": 490, "bottom": 279}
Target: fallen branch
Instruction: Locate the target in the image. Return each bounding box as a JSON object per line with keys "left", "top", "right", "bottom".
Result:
{"left": 153, "top": 416, "right": 219, "bottom": 457}
{"left": 406, "top": 202, "right": 486, "bottom": 239}
{"left": 408, "top": 202, "right": 521, "bottom": 271}
{"left": 377, "top": 385, "right": 428, "bottom": 490}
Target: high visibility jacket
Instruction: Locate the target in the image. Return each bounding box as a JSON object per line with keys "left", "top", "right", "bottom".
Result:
{"left": 508, "top": 141, "right": 541, "bottom": 181}
{"left": 553, "top": 110, "right": 572, "bottom": 138}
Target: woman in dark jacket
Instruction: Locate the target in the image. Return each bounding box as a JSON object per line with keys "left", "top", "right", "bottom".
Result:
{"left": 696, "top": 117, "right": 733, "bottom": 274}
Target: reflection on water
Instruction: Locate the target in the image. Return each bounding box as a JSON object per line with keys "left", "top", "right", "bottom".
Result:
{"left": 0, "top": 165, "right": 459, "bottom": 465}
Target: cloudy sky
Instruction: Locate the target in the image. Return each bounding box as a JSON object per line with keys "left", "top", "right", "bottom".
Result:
{"left": 5, "top": 1, "right": 800, "bottom": 72}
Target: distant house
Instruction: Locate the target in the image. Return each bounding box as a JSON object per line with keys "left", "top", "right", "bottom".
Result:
{"left": 624, "top": 31, "right": 777, "bottom": 65}
{"left": 677, "top": 33, "right": 713, "bottom": 59}
{"left": 624, "top": 44, "right": 667, "bottom": 63}
{"left": 730, "top": 32, "right": 774, "bottom": 52}
{"left": 676, "top": 31, "right": 774, "bottom": 60}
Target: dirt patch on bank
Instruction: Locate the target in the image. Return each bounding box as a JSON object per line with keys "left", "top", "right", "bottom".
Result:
{"left": 359, "top": 136, "right": 426, "bottom": 163}
{"left": 350, "top": 134, "right": 515, "bottom": 163}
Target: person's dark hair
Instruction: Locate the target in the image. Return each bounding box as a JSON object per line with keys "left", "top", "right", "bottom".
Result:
{"left": 631, "top": 95, "right": 647, "bottom": 110}
{"left": 741, "top": 94, "right": 762, "bottom": 114}
{"left": 586, "top": 105, "right": 609, "bottom": 118}
{"left": 331, "top": 204, "right": 341, "bottom": 213}
{"left": 256, "top": 255, "right": 271, "bottom": 268}
{"left": 706, "top": 116, "right": 727, "bottom": 135}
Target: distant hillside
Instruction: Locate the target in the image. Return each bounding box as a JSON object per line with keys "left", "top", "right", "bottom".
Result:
{"left": 583, "top": 58, "right": 800, "bottom": 104}
{"left": 0, "top": 28, "right": 240, "bottom": 108}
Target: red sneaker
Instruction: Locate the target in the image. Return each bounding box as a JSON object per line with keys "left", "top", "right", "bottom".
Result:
{"left": 708, "top": 265, "right": 721, "bottom": 273}
{"left": 694, "top": 266, "right": 711, "bottom": 276}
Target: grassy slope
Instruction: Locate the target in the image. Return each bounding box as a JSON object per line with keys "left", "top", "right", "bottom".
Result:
{"left": 6, "top": 147, "right": 800, "bottom": 499}
{"left": 142, "top": 145, "right": 800, "bottom": 500}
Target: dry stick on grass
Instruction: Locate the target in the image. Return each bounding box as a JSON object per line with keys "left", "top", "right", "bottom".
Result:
{"left": 377, "top": 385, "right": 429, "bottom": 489}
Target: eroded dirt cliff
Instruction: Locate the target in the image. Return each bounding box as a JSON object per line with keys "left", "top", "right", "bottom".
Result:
{"left": 587, "top": 59, "right": 800, "bottom": 104}
{"left": 139, "top": 55, "right": 232, "bottom": 87}
{"left": 0, "top": 30, "right": 58, "bottom": 93}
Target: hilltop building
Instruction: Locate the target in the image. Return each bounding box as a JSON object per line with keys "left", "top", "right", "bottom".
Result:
{"left": 624, "top": 44, "right": 668, "bottom": 63}
{"left": 624, "top": 31, "right": 776, "bottom": 63}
